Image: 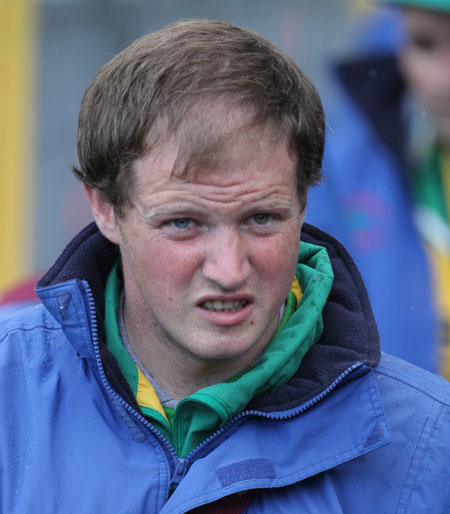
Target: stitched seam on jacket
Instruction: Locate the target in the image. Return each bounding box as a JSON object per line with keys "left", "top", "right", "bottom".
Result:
{"left": 0, "top": 324, "right": 61, "bottom": 344}
{"left": 375, "top": 367, "right": 450, "bottom": 406}
{"left": 395, "top": 401, "right": 442, "bottom": 513}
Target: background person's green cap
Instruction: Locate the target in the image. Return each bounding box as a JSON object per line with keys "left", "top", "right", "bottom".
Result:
{"left": 382, "top": 0, "right": 450, "bottom": 11}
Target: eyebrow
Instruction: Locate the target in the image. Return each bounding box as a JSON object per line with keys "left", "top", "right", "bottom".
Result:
{"left": 137, "top": 201, "right": 206, "bottom": 218}
{"left": 137, "top": 204, "right": 296, "bottom": 230}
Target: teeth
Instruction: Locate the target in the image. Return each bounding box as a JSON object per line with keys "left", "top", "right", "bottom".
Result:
{"left": 202, "top": 299, "right": 247, "bottom": 312}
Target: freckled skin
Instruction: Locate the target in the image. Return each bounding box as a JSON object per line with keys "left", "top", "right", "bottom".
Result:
{"left": 87, "top": 131, "right": 305, "bottom": 397}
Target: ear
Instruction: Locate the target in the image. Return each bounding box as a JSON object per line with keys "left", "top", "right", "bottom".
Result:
{"left": 84, "top": 185, "right": 121, "bottom": 244}
{"left": 299, "top": 193, "right": 307, "bottom": 222}
{"left": 300, "top": 201, "right": 306, "bottom": 219}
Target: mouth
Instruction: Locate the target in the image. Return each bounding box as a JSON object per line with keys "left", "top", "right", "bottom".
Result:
{"left": 200, "top": 299, "right": 249, "bottom": 312}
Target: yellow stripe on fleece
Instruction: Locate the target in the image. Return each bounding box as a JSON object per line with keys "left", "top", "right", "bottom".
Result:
{"left": 291, "top": 275, "right": 303, "bottom": 308}
{"left": 136, "top": 368, "right": 169, "bottom": 422}
{"left": 436, "top": 151, "right": 450, "bottom": 380}
{"left": 429, "top": 248, "right": 450, "bottom": 379}
{"left": 442, "top": 151, "right": 450, "bottom": 221}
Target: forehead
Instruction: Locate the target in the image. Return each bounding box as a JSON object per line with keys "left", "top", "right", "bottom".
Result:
{"left": 135, "top": 135, "right": 295, "bottom": 190}
{"left": 128, "top": 140, "right": 298, "bottom": 219}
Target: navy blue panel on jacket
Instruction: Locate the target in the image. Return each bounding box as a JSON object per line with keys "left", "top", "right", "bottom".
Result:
{"left": 0, "top": 222, "right": 449, "bottom": 513}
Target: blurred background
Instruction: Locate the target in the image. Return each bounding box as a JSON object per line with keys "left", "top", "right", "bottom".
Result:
{"left": 1, "top": 0, "right": 373, "bottom": 296}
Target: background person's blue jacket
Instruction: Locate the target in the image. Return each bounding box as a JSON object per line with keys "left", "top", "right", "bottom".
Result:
{"left": 307, "top": 51, "right": 437, "bottom": 373}
{"left": 1, "top": 223, "right": 449, "bottom": 513}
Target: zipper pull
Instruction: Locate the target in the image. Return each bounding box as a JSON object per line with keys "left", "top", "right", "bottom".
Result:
{"left": 169, "top": 458, "right": 188, "bottom": 495}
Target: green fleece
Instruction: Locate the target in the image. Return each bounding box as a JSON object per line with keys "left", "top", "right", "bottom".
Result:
{"left": 105, "top": 242, "right": 334, "bottom": 457}
{"left": 412, "top": 143, "right": 449, "bottom": 224}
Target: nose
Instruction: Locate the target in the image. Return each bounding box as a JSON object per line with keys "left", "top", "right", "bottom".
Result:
{"left": 202, "top": 226, "right": 251, "bottom": 290}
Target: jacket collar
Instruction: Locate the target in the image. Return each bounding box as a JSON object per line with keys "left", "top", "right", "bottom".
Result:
{"left": 36, "top": 223, "right": 136, "bottom": 410}
{"left": 37, "top": 222, "right": 118, "bottom": 321}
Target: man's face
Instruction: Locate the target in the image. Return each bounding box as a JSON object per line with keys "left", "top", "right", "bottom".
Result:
{"left": 105, "top": 132, "right": 304, "bottom": 370}
{"left": 399, "top": 8, "right": 450, "bottom": 146}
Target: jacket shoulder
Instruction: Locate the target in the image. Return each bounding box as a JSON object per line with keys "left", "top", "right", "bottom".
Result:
{"left": 0, "top": 303, "right": 61, "bottom": 345}
{"left": 375, "top": 352, "right": 450, "bottom": 405}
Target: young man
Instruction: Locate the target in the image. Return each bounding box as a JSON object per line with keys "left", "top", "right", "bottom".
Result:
{"left": 307, "top": 0, "right": 450, "bottom": 377}
{"left": 1, "top": 19, "right": 450, "bottom": 513}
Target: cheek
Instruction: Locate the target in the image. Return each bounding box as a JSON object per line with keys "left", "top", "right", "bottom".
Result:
{"left": 402, "top": 51, "right": 436, "bottom": 95}
{"left": 144, "top": 241, "right": 202, "bottom": 291}
{"left": 254, "top": 235, "right": 299, "bottom": 287}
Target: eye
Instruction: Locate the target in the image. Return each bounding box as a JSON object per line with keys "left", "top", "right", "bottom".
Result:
{"left": 250, "top": 213, "right": 273, "bottom": 225}
{"left": 410, "top": 34, "right": 436, "bottom": 52}
{"left": 170, "top": 218, "right": 193, "bottom": 230}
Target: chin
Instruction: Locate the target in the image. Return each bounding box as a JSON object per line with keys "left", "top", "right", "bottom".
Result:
{"left": 193, "top": 340, "right": 260, "bottom": 362}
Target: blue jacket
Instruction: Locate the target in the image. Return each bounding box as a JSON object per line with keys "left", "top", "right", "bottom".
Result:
{"left": 307, "top": 53, "right": 437, "bottom": 373}
{"left": 1, "top": 223, "right": 449, "bottom": 513}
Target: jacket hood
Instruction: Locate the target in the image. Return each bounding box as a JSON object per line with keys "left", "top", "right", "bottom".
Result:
{"left": 36, "top": 221, "right": 380, "bottom": 413}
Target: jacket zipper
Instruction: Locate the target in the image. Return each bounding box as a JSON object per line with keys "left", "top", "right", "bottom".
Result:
{"left": 79, "top": 283, "right": 181, "bottom": 468}
{"left": 168, "top": 458, "right": 188, "bottom": 496}
{"left": 183, "top": 360, "right": 364, "bottom": 466}
{"left": 79, "top": 280, "right": 365, "bottom": 494}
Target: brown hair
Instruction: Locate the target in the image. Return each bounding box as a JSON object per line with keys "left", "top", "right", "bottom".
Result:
{"left": 73, "top": 19, "right": 325, "bottom": 215}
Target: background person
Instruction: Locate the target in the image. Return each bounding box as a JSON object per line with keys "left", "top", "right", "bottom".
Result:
{"left": 307, "top": 0, "right": 450, "bottom": 377}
